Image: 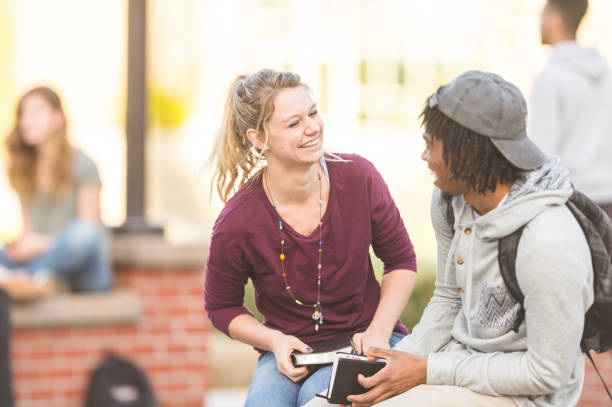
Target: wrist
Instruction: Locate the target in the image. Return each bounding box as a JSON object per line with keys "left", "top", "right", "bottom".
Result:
{"left": 418, "top": 356, "right": 428, "bottom": 385}
{"left": 268, "top": 329, "right": 286, "bottom": 351}
{"left": 365, "top": 324, "right": 392, "bottom": 340}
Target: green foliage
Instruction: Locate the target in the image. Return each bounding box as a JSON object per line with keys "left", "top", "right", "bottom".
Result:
{"left": 400, "top": 268, "right": 436, "bottom": 331}
{"left": 243, "top": 279, "right": 264, "bottom": 322}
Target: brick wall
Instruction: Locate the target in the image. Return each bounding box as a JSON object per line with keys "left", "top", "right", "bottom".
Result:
{"left": 579, "top": 351, "right": 612, "bottom": 407}
{"left": 9, "top": 265, "right": 611, "bottom": 406}
{"left": 11, "top": 266, "right": 209, "bottom": 407}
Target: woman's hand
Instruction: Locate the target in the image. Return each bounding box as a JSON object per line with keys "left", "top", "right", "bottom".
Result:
{"left": 5, "top": 233, "right": 52, "bottom": 264}
{"left": 269, "top": 331, "right": 313, "bottom": 383}
{"left": 352, "top": 330, "right": 389, "bottom": 355}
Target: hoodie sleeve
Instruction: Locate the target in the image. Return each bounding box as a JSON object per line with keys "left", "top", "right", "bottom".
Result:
{"left": 529, "top": 71, "right": 563, "bottom": 155}
{"left": 393, "top": 188, "right": 461, "bottom": 355}
{"left": 426, "top": 212, "right": 593, "bottom": 397}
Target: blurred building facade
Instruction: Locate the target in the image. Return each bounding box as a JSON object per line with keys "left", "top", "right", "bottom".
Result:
{"left": 1, "top": 0, "right": 612, "bottom": 263}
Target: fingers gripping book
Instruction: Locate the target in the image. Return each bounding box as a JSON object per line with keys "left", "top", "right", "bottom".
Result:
{"left": 291, "top": 334, "right": 355, "bottom": 366}
{"left": 316, "top": 352, "right": 386, "bottom": 405}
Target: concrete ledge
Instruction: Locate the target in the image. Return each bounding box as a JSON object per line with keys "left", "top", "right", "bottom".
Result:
{"left": 11, "top": 290, "right": 141, "bottom": 329}
{"left": 111, "top": 234, "right": 208, "bottom": 269}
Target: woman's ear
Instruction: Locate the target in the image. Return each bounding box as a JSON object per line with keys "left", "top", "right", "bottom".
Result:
{"left": 246, "top": 128, "right": 267, "bottom": 151}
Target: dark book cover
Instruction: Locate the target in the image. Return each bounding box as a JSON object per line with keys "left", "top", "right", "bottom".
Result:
{"left": 318, "top": 353, "right": 386, "bottom": 405}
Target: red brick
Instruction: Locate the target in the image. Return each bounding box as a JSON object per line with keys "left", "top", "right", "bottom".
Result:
{"left": 25, "top": 388, "right": 56, "bottom": 400}
{"left": 12, "top": 330, "right": 43, "bottom": 340}
{"left": 12, "top": 266, "right": 210, "bottom": 407}
{"left": 578, "top": 351, "right": 612, "bottom": 407}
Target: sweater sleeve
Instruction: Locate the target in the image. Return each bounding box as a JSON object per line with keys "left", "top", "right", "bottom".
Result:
{"left": 204, "top": 225, "right": 254, "bottom": 337}
{"left": 365, "top": 159, "right": 417, "bottom": 274}
{"left": 529, "top": 71, "right": 562, "bottom": 155}
{"left": 394, "top": 187, "right": 461, "bottom": 355}
{"left": 74, "top": 149, "right": 101, "bottom": 188}
{"left": 426, "top": 233, "right": 593, "bottom": 396}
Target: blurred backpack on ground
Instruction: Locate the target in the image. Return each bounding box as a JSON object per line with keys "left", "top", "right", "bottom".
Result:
{"left": 84, "top": 352, "right": 156, "bottom": 407}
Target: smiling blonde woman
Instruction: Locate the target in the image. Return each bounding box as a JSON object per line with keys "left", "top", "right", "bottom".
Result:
{"left": 204, "top": 69, "right": 418, "bottom": 407}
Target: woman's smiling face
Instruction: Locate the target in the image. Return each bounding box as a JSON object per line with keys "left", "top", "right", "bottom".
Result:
{"left": 262, "top": 86, "right": 324, "bottom": 167}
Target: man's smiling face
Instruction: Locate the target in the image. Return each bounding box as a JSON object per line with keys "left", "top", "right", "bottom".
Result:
{"left": 421, "top": 131, "right": 467, "bottom": 198}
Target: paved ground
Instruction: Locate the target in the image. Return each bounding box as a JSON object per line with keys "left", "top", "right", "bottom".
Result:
{"left": 206, "top": 331, "right": 257, "bottom": 406}
{"left": 209, "top": 332, "right": 259, "bottom": 387}
{"left": 205, "top": 388, "right": 249, "bottom": 407}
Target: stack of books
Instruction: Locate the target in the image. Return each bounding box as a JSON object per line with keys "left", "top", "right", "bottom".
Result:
{"left": 291, "top": 334, "right": 387, "bottom": 405}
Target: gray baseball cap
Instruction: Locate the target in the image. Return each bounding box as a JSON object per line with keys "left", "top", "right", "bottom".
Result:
{"left": 427, "top": 71, "right": 546, "bottom": 170}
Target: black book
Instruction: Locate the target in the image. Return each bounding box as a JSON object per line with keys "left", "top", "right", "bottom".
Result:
{"left": 316, "top": 352, "right": 386, "bottom": 405}
{"left": 291, "top": 334, "right": 355, "bottom": 366}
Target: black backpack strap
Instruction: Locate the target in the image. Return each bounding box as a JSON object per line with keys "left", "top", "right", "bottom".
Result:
{"left": 495, "top": 191, "right": 612, "bottom": 400}
{"left": 566, "top": 191, "right": 612, "bottom": 353}
{"left": 567, "top": 190, "right": 612, "bottom": 303}
{"left": 498, "top": 226, "right": 526, "bottom": 333}
{"left": 586, "top": 350, "right": 612, "bottom": 401}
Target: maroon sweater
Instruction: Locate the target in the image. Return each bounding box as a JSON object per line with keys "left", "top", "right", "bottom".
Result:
{"left": 204, "top": 154, "right": 417, "bottom": 347}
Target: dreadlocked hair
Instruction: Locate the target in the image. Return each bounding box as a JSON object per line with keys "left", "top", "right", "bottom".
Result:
{"left": 420, "top": 102, "right": 522, "bottom": 194}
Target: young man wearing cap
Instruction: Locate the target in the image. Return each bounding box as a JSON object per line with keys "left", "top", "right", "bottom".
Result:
{"left": 304, "top": 71, "right": 593, "bottom": 407}
{"left": 531, "top": 0, "right": 612, "bottom": 217}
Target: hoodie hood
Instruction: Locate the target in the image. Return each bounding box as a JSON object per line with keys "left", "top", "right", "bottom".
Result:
{"left": 454, "top": 156, "right": 572, "bottom": 241}
{"left": 550, "top": 41, "right": 610, "bottom": 83}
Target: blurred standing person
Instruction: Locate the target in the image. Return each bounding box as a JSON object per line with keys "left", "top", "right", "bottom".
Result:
{"left": 0, "top": 87, "right": 111, "bottom": 296}
{"left": 530, "top": 0, "right": 612, "bottom": 217}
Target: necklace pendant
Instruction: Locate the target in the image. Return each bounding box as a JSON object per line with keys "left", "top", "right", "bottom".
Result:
{"left": 312, "top": 311, "right": 320, "bottom": 321}
{"left": 315, "top": 323, "right": 319, "bottom": 332}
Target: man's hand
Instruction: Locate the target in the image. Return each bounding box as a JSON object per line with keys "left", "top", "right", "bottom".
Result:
{"left": 345, "top": 347, "right": 427, "bottom": 407}
{"left": 352, "top": 330, "right": 389, "bottom": 355}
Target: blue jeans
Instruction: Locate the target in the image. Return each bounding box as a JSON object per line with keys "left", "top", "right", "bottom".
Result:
{"left": 0, "top": 220, "right": 112, "bottom": 292}
{"left": 245, "top": 331, "right": 404, "bottom": 407}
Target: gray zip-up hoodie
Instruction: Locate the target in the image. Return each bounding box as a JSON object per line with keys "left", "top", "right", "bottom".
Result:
{"left": 529, "top": 41, "right": 612, "bottom": 203}
{"left": 395, "top": 157, "right": 594, "bottom": 406}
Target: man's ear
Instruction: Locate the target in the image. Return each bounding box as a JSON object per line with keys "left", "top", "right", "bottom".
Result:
{"left": 550, "top": 7, "right": 567, "bottom": 35}
{"left": 246, "top": 128, "right": 267, "bottom": 151}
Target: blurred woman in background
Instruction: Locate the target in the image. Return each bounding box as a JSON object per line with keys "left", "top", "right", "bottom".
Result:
{"left": 0, "top": 86, "right": 111, "bottom": 298}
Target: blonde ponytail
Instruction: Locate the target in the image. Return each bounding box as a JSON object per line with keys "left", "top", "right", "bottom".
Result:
{"left": 210, "top": 69, "right": 303, "bottom": 202}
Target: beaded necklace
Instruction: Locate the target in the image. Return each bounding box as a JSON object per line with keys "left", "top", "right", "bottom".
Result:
{"left": 264, "top": 169, "right": 324, "bottom": 332}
